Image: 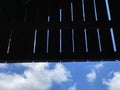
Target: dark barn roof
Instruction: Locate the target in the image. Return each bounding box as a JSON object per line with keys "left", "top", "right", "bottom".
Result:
{"left": 0, "top": 0, "right": 120, "bottom": 63}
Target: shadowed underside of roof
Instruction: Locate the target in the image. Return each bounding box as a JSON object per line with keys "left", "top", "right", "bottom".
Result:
{"left": 0, "top": 0, "right": 120, "bottom": 63}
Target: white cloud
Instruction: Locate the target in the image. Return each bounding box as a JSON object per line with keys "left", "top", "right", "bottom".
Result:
{"left": 94, "top": 63, "right": 103, "bottom": 70}
{"left": 68, "top": 83, "right": 77, "bottom": 90}
{"left": 0, "top": 63, "right": 71, "bottom": 90}
{"left": 86, "top": 70, "right": 96, "bottom": 83}
{"left": 0, "top": 63, "right": 7, "bottom": 68}
{"left": 50, "top": 63, "right": 71, "bottom": 84}
{"left": 86, "top": 63, "right": 103, "bottom": 83}
{"left": 103, "top": 72, "right": 120, "bottom": 90}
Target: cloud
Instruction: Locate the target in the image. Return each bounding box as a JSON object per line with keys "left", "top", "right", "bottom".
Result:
{"left": 86, "top": 63, "right": 103, "bottom": 83}
{"left": 0, "top": 63, "right": 71, "bottom": 90}
{"left": 86, "top": 70, "right": 96, "bottom": 83}
{"left": 103, "top": 72, "right": 120, "bottom": 90}
{"left": 68, "top": 83, "right": 77, "bottom": 90}
{"left": 0, "top": 63, "right": 7, "bottom": 69}
{"left": 94, "top": 63, "right": 103, "bottom": 70}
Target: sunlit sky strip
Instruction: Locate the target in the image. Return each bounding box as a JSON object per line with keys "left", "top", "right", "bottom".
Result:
{"left": 60, "top": 29, "right": 62, "bottom": 53}
{"left": 33, "top": 29, "right": 37, "bottom": 54}
{"left": 46, "top": 29, "right": 49, "bottom": 53}
{"left": 93, "top": 0, "right": 98, "bottom": 21}
{"left": 72, "top": 29, "right": 75, "bottom": 53}
{"left": 7, "top": 31, "right": 12, "bottom": 54}
{"left": 46, "top": 16, "right": 50, "bottom": 53}
{"left": 93, "top": 0, "right": 102, "bottom": 52}
{"left": 71, "top": 2, "right": 74, "bottom": 22}
{"left": 105, "top": 0, "right": 111, "bottom": 21}
{"left": 97, "top": 29, "right": 102, "bottom": 52}
{"left": 82, "top": 0, "right": 85, "bottom": 21}
{"left": 84, "top": 29, "right": 88, "bottom": 52}
{"left": 60, "top": 9, "right": 62, "bottom": 22}
{"left": 105, "top": 0, "right": 117, "bottom": 52}
{"left": 48, "top": 16, "right": 50, "bottom": 22}
{"left": 59, "top": 8, "right": 62, "bottom": 53}
{"left": 82, "top": 0, "right": 88, "bottom": 52}
{"left": 110, "top": 28, "right": 117, "bottom": 52}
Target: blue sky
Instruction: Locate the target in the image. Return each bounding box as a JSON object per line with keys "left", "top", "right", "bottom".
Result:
{"left": 0, "top": 61, "right": 120, "bottom": 90}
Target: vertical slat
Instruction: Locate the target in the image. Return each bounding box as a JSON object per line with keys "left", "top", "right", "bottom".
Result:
{"left": 0, "top": 11, "right": 11, "bottom": 23}
{"left": 50, "top": 0, "right": 60, "bottom": 22}
{"left": 0, "top": 0, "right": 24, "bottom": 22}
{"left": 99, "top": 28, "right": 114, "bottom": 56}
{"left": 84, "top": 0, "right": 96, "bottom": 22}
{"left": 73, "top": 0, "right": 83, "bottom": 22}
{"left": 24, "top": 9, "right": 28, "bottom": 22}
{"left": 36, "top": 0, "right": 48, "bottom": 23}
{"left": 35, "top": 29, "right": 47, "bottom": 59}
{"left": 62, "top": 0, "right": 71, "bottom": 22}
{"left": 99, "top": 28, "right": 118, "bottom": 60}
{"left": 14, "top": 2, "right": 25, "bottom": 22}
{"left": 87, "top": 28, "right": 100, "bottom": 58}
{"left": 10, "top": 29, "right": 34, "bottom": 60}
{"left": 25, "top": 0, "right": 48, "bottom": 23}
{"left": 49, "top": 29, "right": 60, "bottom": 59}
{"left": 109, "top": 0, "right": 120, "bottom": 22}
{"left": 26, "top": 7, "right": 36, "bottom": 23}
{"left": 0, "top": 28, "right": 10, "bottom": 60}
{"left": 95, "top": 0, "right": 108, "bottom": 21}
{"left": 74, "top": 29, "right": 86, "bottom": 59}
{"left": 62, "top": 29, "right": 73, "bottom": 58}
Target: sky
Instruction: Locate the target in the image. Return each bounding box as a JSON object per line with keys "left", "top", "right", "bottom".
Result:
{"left": 0, "top": 61, "right": 120, "bottom": 90}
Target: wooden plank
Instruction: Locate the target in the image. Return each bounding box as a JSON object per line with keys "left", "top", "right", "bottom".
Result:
{"left": 10, "top": 28, "right": 34, "bottom": 60}
{"left": 95, "top": 0, "right": 108, "bottom": 21}
{"left": 84, "top": 0, "right": 95, "bottom": 22}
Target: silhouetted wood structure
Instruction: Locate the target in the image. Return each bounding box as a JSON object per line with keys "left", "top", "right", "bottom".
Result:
{"left": 0, "top": 0, "right": 120, "bottom": 62}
